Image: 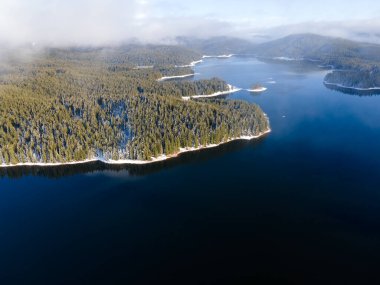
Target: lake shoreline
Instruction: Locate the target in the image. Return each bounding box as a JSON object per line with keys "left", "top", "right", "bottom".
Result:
{"left": 202, "top": 54, "right": 235, "bottom": 59}
{"left": 182, "top": 84, "right": 242, "bottom": 100}
{"left": 176, "top": 59, "right": 204, "bottom": 68}
{"left": 158, "top": 54, "right": 237, "bottom": 81}
{"left": 157, "top": 73, "right": 197, "bottom": 81}
{"left": 0, "top": 55, "right": 270, "bottom": 169}
{"left": 323, "top": 81, "right": 380, "bottom": 91}
{"left": 0, "top": 128, "right": 271, "bottom": 169}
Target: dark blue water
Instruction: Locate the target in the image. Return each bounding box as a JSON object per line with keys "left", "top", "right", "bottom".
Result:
{"left": 1, "top": 57, "right": 380, "bottom": 284}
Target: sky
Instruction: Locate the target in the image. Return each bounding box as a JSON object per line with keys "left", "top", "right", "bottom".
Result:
{"left": 1, "top": 0, "right": 380, "bottom": 46}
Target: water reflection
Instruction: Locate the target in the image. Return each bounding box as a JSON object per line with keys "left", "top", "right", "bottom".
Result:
{"left": 255, "top": 57, "right": 324, "bottom": 74}
{"left": 324, "top": 82, "right": 380, "bottom": 96}
{"left": 0, "top": 137, "right": 267, "bottom": 179}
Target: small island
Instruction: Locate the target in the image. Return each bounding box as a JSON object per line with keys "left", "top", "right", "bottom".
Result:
{"left": 247, "top": 84, "right": 267, "bottom": 93}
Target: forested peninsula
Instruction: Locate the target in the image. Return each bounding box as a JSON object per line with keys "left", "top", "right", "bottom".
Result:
{"left": 0, "top": 45, "right": 270, "bottom": 166}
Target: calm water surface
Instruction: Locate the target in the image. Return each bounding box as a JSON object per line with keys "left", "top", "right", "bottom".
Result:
{"left": 1, "top": 57, "right": 380, "bottom": 284}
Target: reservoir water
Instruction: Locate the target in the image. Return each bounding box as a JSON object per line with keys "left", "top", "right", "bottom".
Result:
{"left": 1, "top": 57, "right": 380, "bottom": 284}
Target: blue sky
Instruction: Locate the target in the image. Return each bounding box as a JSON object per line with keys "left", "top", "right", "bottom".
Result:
{"left": 1, "top": 0, "right": 380, "bottom": 46}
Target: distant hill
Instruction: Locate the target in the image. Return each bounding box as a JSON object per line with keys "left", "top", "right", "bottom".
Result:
{"left": 251, "top": 34, "right": 380, "bottom": 90}
{"left": 251, "top": 33, "right": 380, "bottom": 62}
{"left": 44, "top": 44, "right": 202, "bottom": 67}
{"left": 174, "top": 34, "right": 380, "bottom": 90}
{"left": 177, "top": 36, "right": 255, "bottom": 55}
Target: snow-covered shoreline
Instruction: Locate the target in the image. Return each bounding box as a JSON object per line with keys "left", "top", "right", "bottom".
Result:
{"left": 176, "top": 59, "right": 203, "bottom": 68}
{"left": 273, "top": 56, "right": 301, "bottom": 61}
{"left": 158, "top": 54, "right": 237, "bottom": 81}
{"left": 202, "top": 54, "right": 234, "bottom": 59}
{"left": 182, "top": 84, "right": 241, "bottom": 100}
{"left": 157, "top": 73, "right": 198, "bottom": 82}
{"left": 323, "top": 81, "right": 380, "bottom": 91}
{"left": 133, "top": 65, "right": 154, "bottom": 69}
{"left": 176, "top": 54, "right": 234, "bottom": 68}
{"left": 246, "top": 87, "right": 267, "bottom": 92}
{"left": 0, "top": 128, "right": 271, "bottom": 168}
{"left": 0, "top": 55, "right": 272, "bottom": 169}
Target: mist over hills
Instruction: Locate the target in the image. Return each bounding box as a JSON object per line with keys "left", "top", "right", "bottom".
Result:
{"left": 176, "top": 33, "right": 380, "bottom": 60}
{"left": 175, "top": 36, "right": 254, "bottom": 55}
{"left": 250, "top": 34, "right": 380, "bottom": 61}
{"left": 249, "top": 34, "right": 380, "bottom": 90}
{"left": 1, "top": 33, "right": 380, "bottom": 92}
{"left": 2, "top": 33, "right": 380, "bottom": 62}
{"left": 176, "top": 34, "right": 380, "bottom": 90}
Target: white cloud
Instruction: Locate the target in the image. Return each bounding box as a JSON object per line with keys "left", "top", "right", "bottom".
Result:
{"left": 1, "top": 0, "right": 380, "bottom": 46}
{"left": 0, "top": 0, "right": 147, "bottom": 46}
{"left": 255, "top": 19, "right": 380, "bottom": 44}
{"left": 0, "top": 0, "right": 241, "bottom": 46}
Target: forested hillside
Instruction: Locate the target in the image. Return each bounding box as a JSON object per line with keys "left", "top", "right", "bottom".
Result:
{"left": 177, "top": 36, "right": 254, "bottom": 55}
{"left": 324, "top": 70, "right": 380, "bottom": 89}
{"left": 252, "top": 34, "right": 380, "bottom": 90}
{"left": 0, "top": 46, "right": 269, "bottom": 165}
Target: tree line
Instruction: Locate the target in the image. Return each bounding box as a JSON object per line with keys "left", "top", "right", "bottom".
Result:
{"left": 0, "top": 46, "right": 269, "bottom": 165}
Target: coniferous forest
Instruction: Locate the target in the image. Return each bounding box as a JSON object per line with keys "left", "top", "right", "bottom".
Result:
{"left": 0, "top": 46, "right": 269, "bottom": 165}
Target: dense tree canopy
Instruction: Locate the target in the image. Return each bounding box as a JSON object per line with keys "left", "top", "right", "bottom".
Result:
{"left": 0, "top": 46, "right": 269, "bottom": 165}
